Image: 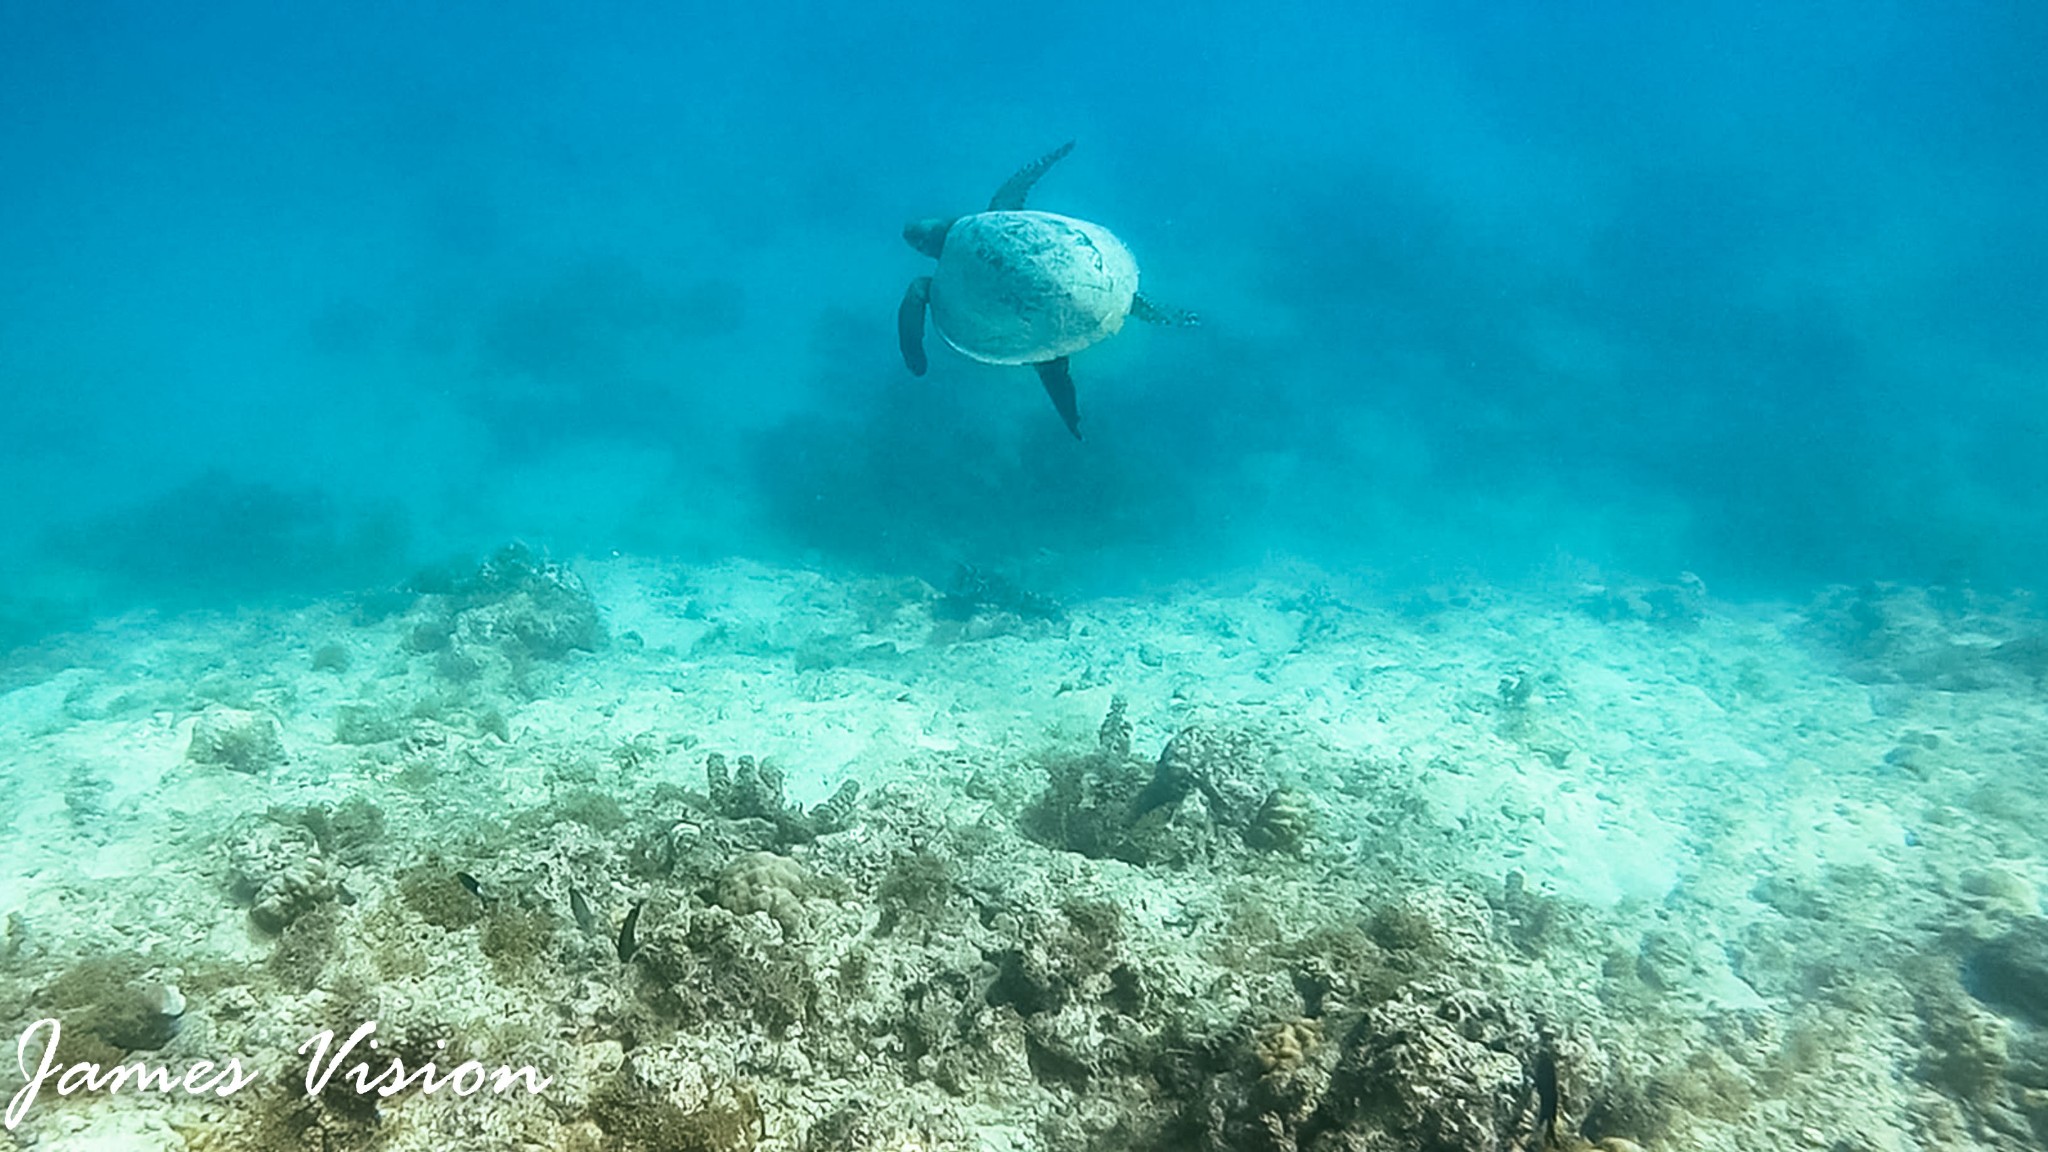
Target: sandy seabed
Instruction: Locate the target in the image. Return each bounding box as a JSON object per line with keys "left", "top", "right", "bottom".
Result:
{"left": 1, "top": 549, "right": 2044, "bottom": 1152}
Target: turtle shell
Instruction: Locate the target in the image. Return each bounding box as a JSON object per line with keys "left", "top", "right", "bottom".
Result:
{"left": 929, "top": 210, "right": 1139, "bottom": 365}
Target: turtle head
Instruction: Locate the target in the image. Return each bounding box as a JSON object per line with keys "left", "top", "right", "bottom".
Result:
{"left": 903, "top": 217, "right": 954, "bottom": 260}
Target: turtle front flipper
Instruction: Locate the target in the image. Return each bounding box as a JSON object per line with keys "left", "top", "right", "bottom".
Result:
{"left": 1034, "top": 358, "right": 1082, "bottom": 440}
{"left": 899, "top": 276, "right": 932, "bottom": 375}
{"left": 1131, "top": 293, "right": 1200, "bottom": 327}
{"left": 989, "top": 141, "right": 1076, "bottom": 211}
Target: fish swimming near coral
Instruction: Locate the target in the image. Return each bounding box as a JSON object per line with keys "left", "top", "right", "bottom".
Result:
{"left": 617, "top": 900, "right": 642, "bottom": 964}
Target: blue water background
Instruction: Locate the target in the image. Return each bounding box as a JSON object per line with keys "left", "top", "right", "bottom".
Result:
{"left": 3, "top": 1, "right": 2043, "bottom": 627}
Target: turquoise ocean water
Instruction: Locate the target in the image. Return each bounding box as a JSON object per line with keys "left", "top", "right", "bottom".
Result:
{"left": 2, "top": 4, "right": 2044, "bottom": 1149}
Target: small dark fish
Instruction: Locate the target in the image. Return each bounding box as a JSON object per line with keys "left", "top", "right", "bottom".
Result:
{"left": 569, "top": 885, "right": 595, "bottom": 934}
{"left": 455, "top": 871, "right": 484, "bottom": 901}
{"left": 617, "top": 900, "right": 643, "bottom": 964}
{"left": 1533, "top": 1031, "right": 1560, "bottom": 1142}
{"left": 336, "top": 881, "right": 358, "bottom": 907}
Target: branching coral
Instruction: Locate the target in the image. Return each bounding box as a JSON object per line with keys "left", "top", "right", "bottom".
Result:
{"left": 702, "top": 751, "right": 862, "bottom": 846}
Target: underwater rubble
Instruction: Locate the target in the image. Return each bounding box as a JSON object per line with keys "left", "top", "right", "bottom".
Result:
{"left": 2, "top": 555, "right": 2047, "bottom": 1150}
{"left": 1801, "top": 582, "right": 2047, "bottom": 695}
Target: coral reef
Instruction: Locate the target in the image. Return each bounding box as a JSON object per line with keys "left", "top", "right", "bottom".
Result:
{"left": 702, "top": 751, "right": 864, "bottom": 846}
{"left": 14, "top": 556, "right": 2038, "bottom": 1152}
{"left": 1026, "top": 696, "right": 1300, "bottom": 865}
{"left": 479, "top": 903, "right": 559, "bottom": 980}
{"left": 219, "top": 816, "right": 338, "bottom": 932}
{"left": 397, "top": 537, "right": 602, "bottom": 660}
{"left": 934, "top": 563, "right": 1065, "bottom": 640}
{"left": 1254, "top": 1017, "right": 1322, "bottom": 1080}
{"left": 1340, "top": 986, "right": 1543, "bottom": 1151}
{"left": 1178, "top": 977, "right": 1622, "bottom": 1152}
{"left": 1020, "top": 701, "right": 1157, "bottom": 863}
{"left": 715, "top": 851, "right": 812, "bottom": 936}
{"left": 1140, "top": 724, "right": 1275, "bottom": 831}
{"left": 354, "top": 542, "right": 610, "bottom": 723}
{"left": 436, "top": 542, "right": 608, "bottom": 661}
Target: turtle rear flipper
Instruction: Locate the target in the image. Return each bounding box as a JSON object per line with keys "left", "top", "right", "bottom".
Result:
{"left": 899, "top": 276, "right": 932, "bottom": 375}
{"left": 989, "top": 141, "right": 1076, "bottom": 211}
{"left": 1034, "top": 358, "right": 1082, "bottom": 440}
{"left": 1131, "top": 293, "right": 1200, "bottom": 327}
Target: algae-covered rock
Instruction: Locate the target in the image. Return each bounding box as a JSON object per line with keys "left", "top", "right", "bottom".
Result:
{"left": 333, "top": 701, "right": 404, "bottom": 745}
{"left": 37, "top": 956, "right": 189, "bottom": 1059}
{"left": 1142, "top": 724, "right": 1274, "bottom": 831}
{"left": 291, "top": 796, "right": 387, "bottom": 865}
{"left": 188, "top": 707, "right": 287, "bottom": 773}
{"left": 443, "top": 542, "right": 606, "bottom": 660}
{"left": 1245, "top": 786, "right": 1316, "bottom": 854}
{"left": 1346, "top": 987, "right": 1542, "bottom": 1150}
{"left": 632, "top": 904, "right": 816, "bottom": 1036}
{"left": 397, "top": 862, "right": 487, "bottom": 930}
{"left": 1021, "top": 736, "right": 1154, "bottom": 863}
{"left": 933, "top": 564, "right": 1064, "bottom": 638}
{"left": 480, "top": 903, "right": 559, "bottom": 980}
{"left": 1919, "top": 996, "right": 2011, "bottom": 1105}
{"left": 582, "top": 1068, "right": 763, "bottom": 1152}
{"left": 1966, "top": 918, "right": 2048, "bottom": 1026}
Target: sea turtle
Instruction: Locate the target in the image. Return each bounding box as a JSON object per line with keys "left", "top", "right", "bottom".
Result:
{"left": 898, "top": 141, "right": 1196, "bottom": 439}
